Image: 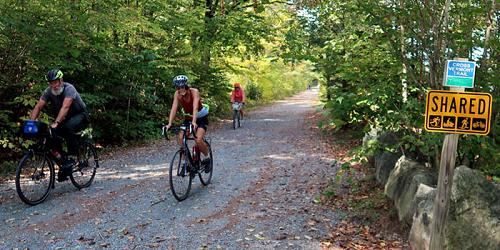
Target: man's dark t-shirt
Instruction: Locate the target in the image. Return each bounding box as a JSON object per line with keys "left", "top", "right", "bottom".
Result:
{"left": 41, "top": 82, "right": 87, "bottom": 118}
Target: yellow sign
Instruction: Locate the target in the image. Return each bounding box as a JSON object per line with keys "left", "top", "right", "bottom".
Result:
{"left": 425, "top": 90, "right": 492, "bottom": 135}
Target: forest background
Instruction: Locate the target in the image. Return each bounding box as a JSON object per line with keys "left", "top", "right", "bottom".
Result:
{"left": 0, "top": 0, "right": 498, "bottom": 179}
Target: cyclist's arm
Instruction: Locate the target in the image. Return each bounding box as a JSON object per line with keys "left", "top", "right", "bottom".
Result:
{"left": 230, "top": 91, "right": 235, "bottom": 103}
{"left": 53, "top": 97, "right": 73, "bottom": 126}
{"left": 167, "top": 92, "right": 180, "bottom": 126}
{"left": 30, "top": 98, "right": 47, "bottom": 120}
{"left": 191, "top": 89, "right": 200, "bottom": 123}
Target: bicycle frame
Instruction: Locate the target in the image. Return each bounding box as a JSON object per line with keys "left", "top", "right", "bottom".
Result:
{"left": 165, "top": 123, "right": 210, "bottom": 169}
{"left": 28, "top": 127, "right": 94, "bottom": 173}
{"left": 179, "top": 124, "right": 198, "bottom": 167}
{"left": 232, "top": 102, "right": 243, "bottom": 111}
{"left": 28, "top": 129, "right": 56, "bottom": 162}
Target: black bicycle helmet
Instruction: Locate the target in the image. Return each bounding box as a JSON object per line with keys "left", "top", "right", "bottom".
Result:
{"left": 45, "top": 69, "right": 64, "bottom": 82}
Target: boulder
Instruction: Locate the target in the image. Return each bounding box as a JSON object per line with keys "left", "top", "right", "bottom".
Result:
{"left": 377, "top": 131, "right": 399, "bottom": 146}
{"left": 374, "top": 151, "right": 402, "bottom": 185}
{"left": 409, "top": 184, "right": 436, "bottom": 250}
{"left": 408, "top": 166, "right": 500, "bottom": 250}
{"left": 445, "top": 166, "right": 500, "bottom": 250}
{"left": 385, "top": 156, "right": 436, "bottom": 225}
{"left": 363, "top": 127, "right": 382, "bottom": 165}
{"left": 362, "top": 126, "right": 382, "bottom": 147}
{"left": 364, "top": 129, "right": 401, "bottom": 172}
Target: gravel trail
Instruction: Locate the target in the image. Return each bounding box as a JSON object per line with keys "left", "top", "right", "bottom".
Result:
{"left": 0, "top": 88, "right": 343, "bottom": 249}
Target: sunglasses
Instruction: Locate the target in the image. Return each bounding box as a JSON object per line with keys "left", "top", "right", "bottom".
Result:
{"left": 48, "top": 80, "right": 61, "bottom": 85}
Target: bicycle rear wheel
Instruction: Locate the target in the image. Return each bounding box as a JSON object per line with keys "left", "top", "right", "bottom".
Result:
{"left": 199, "top": 141, "right": 213, "bottom": 186}
{"left": 15, "top": 151, "right": 55, "bottom": 205}
{"left": 169, "top": 149, "right": 192, "bottom": 201}
{"left": 70, "top": 141, "right": 98, "bottom": 189}
{"left": 237, "top": 111, "right": 241, "bottom": 128}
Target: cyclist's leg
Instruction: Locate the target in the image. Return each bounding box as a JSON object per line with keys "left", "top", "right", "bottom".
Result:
{"left": 177, "top": 131, "right": 183, "bottom": 148}
{"left": 195, "top": 116, "right": 209, "bottom": 157}
{"left": 60, "top": 112, "right": 88, "bottom": 156}
{"left": 178, "top": 120, "right": 190, "bottom": 148}
{"left": 49, "top": 127, "right": 64, "bottom": 155}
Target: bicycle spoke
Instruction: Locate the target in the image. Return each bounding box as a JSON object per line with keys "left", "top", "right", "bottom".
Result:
{"left": 169, "top": 150, "right": 192, "bottom": 201}
{"left": 198, "top": 141, "right": 213, "bottom": 186}
{"left": 16, "top": 152, "right": 54, "bottom": 205}
{"left": 70, "top": 142, "right": 97, "bottom": 189}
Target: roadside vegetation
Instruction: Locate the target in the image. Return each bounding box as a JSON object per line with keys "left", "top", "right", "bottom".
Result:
{"left": 286, "top": 1, "right": 498, "bottom": 180}
{"left": 0, "top": 1, "right": 315, "bottom": 175}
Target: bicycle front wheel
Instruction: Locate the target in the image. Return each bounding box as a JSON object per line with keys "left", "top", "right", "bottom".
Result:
{"left": 15, "top": 151, "right": 55, "bottom": 205}
{"left": 232, "top": 110, "right": 238, "bottom": 130}
{"left": 169, "top": 149, "right": 192, "bottom": 201}
{"left": 70, "top": 141, "right": 98, "bottom": 189}
{"left": 199, "top": 141, "right": 213, "bottom": 186}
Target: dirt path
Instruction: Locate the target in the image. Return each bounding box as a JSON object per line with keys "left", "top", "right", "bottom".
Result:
{"left": 1, "top": 88, "right": 345, "bottom": 249}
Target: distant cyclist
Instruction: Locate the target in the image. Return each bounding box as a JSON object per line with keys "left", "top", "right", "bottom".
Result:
{"left": 30, "top": 69, "right": 89, "bottom": 182}
{"left": 230, "top": 83, "right": 246, "bottom": 119}
{"left": 165, "top": 75, "right": 210, "bottom": 168}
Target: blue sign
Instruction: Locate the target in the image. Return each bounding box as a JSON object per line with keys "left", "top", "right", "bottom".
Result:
{"left": 444, "top": 60, "right": 476, "bottom": 88}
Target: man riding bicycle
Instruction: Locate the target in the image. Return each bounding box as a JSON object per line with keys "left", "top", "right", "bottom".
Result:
{"left": 164, "top": 75, "right": 211, "bottom": 169}
{"left": 230, "top": 83, "right": 246, "bottom": 119}
{"left": 30, "top": 69, "right": 89, "bottom": 182}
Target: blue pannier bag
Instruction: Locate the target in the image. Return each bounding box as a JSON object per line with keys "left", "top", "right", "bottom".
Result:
{"left": 23, "top": 120, "right": 39, "bottom": 135}
{"left": 22, "top": 120, "right": 48, "bottom": 138}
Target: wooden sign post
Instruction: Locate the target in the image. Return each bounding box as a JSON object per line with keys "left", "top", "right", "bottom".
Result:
{"left": 429, "top": 87, "right": 462, "bottom": 250}
{"left": 425, "top": 58, "right": 484, "bottom": 250}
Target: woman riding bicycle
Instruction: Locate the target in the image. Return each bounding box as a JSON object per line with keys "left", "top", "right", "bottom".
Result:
{"left": 164, "top": 75, "right": 211, "bottom": 169}
{"left": 230, "top": 82, "right": 246, "bottom": 119}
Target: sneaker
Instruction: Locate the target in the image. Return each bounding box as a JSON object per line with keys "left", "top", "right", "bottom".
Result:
{"left": 61, "top": 157, "right": 76, "bottom": 175}
{"left": 201, "top": 158, "right": 211, "bottom": 173}
{"left": 57, "top": 170, "right": 68, "bottom": 182}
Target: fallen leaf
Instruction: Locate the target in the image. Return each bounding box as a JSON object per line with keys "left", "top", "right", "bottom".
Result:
{"left": 254, "top": 234, "right": 266, "bottom": 240}
{"left": 120, "top": 228, "right": 129, "bottom": 235}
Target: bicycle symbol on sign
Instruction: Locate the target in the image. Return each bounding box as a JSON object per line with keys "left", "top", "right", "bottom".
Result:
{"left": 472, "top": 121, "right": 486, "bottom": 129}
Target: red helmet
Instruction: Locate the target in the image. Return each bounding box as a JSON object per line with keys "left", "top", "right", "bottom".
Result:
{"left": 234, "top": 83, "right": 241, "bottom": 88}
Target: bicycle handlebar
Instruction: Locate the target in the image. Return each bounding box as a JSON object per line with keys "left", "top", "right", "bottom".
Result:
{"left": 162, "top": 123, "right": 197, "bottom": 141}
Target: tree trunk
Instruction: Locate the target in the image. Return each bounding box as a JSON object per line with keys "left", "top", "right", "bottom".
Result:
{"left": 200, "top": 0, "right": 218, "bottom": 74}
{"left": 399, "top": 0, "right": 408, "bottom": 103}
{"left": 480, "top": 0, "right": 496, "bottom": 67}
{"left": 429, "top": 0, "right": 451, "bottom": 89}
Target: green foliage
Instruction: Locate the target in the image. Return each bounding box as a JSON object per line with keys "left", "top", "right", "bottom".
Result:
{"left": 1, "top": 0, "right": 497, "bottom": 180}
{"left": 245, "top": 82, "right": 262, "bottom": 100}
{"left": 285, "top": 0, "right": 499, "bottom": 175}
{"left": 227, "top": 57, "right": 319, "bottom": 106}
{"left": 0, "top": 0, "right": 309, "bottom": 171}
{"left": 0, "top": 161, "right": 17, "bottom": 176}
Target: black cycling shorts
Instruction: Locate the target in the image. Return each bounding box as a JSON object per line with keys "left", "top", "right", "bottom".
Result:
{"left": 184, "top": 115, "right": 209, "bottom": 132}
